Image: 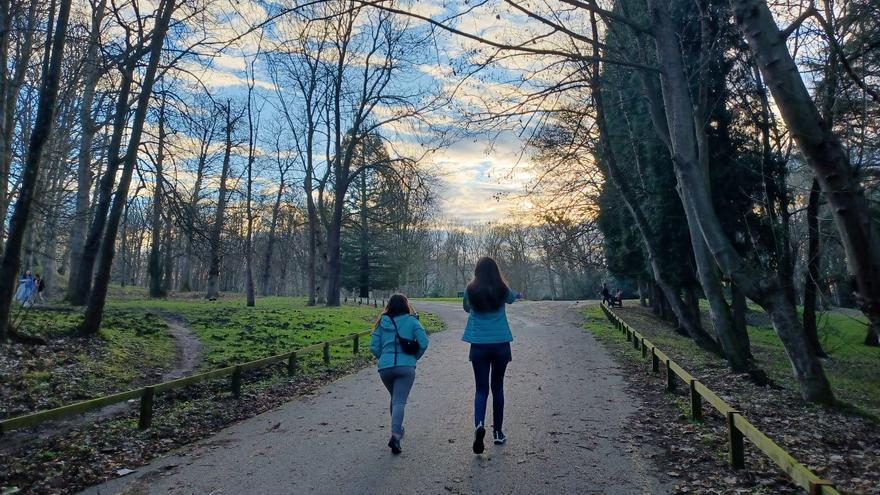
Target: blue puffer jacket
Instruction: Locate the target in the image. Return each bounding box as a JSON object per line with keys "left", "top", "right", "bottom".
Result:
{"left": 462, "top": 288, "right": 519, "bottom": 344}
{"left": 370, "top": 314, "right": 429, "bottom": 370}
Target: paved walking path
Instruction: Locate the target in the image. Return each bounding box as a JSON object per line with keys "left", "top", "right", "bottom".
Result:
{"left": 83, "top": 301, "right": 669, "bottom": 494}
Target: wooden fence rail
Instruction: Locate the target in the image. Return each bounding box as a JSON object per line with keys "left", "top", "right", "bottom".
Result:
{"left": 599, "top": 303, "right": 839, "bottom": 495}
{"left": 342, "top": 296, "right": 385, "bottom": 308}
{"left": 0, "top": 329, "right": 373, "bottom": 435}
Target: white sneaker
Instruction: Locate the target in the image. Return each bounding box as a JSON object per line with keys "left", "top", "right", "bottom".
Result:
{"left": 493, "top": 430, "right": 507, "bottom": 445}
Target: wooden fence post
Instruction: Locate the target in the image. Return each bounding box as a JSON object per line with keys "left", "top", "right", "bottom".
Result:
{"left": 651, "top": 348, "right": 659, "bottom": 373}
{"left": 323, "top": 342, "right": 331, "bottom": 365}
{"left": 727, "top": 411, "right": 745, "bottom": 469}
{"left": 287, "top": 352, "right": 297, "bottom": 376}
{"left": 641, "top": 338, "right": 647, "bottom": 358}
{"left": 809, "top": 480, "right": 836, "bottom": 495}
{"left": 353, "top": 334, "right": 359, "bottom": 354}
{"left": 689, "top": 380, "right": 702, "bottom": 421}
{"left": 666, "top": 360, "right": 675, "bottom": 391}
{"left": 139, "top": 387, "right": 155, "bottom": 430}
{"left": 626, "top": 328, "right": 632, "bottom": 342}
{"left": 632, "top": 334, "right": 640, "bottom": 350}
{"left": 231, "top": 366, "right": 242, "bottom": 398}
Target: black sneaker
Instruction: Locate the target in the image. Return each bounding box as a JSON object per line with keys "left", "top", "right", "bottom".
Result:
{"left": 473, "top": 423, "right": 486, "bottom": 454}
{"left": 493, "top": 430, "right": 507, "bottom": 445}
{"left": 388, "top": 435, "right": 402, "bottom": 454}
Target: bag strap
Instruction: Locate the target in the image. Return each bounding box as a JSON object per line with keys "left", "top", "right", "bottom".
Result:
{"left": 390, "top": 316, "right": 399, "bottom": 366}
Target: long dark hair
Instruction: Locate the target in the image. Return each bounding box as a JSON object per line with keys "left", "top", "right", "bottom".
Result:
{"left": 379, "top": 293, "right": 413, "bottom": 324}
{"left": 466, "top": 257, "right": 509, "bottom": 312}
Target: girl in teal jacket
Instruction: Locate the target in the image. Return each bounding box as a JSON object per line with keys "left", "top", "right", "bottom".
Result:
{"left": 463, "top": 257, "right": 522, "bottom": 454}
{"left": 370, "top": 294, "right": 429, "bottom": 454}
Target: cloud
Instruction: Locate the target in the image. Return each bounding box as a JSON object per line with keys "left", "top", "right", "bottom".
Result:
{"left": 425, "top": 131, "right": 536, "bottom": 224}
{"left": 175, "top": 60, "right": 275, "bottom": 91}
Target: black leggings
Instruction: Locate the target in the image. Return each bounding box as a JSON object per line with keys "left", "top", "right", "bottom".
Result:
{"left": 469, "top": 343, "right": 511, "bottom": 431}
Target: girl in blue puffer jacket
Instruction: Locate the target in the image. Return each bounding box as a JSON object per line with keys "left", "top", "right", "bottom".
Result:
{"left": 463, "top": 257, "right": 523, "bottom": 454}
{"left": 370, "top": 293, "right": 429, "bottom": 454}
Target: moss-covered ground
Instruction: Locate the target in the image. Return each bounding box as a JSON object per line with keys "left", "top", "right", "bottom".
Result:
{"left": 2, "top": 295, "right": 443, "bottom": 418}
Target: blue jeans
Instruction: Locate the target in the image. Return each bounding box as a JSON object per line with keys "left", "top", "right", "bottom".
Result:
{"left": 469, "top": 343, "right": 511, "bottom": 432}
{"left": 379, "top": 366, "right": 416, "bottom": 435}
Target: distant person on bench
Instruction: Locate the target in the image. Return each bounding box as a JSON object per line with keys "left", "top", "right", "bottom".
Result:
{"left": 601, "top": 283, "right": 611, "bottom": 305}
{"left": 614, "top": 288, "right": 623, "bottom": 307}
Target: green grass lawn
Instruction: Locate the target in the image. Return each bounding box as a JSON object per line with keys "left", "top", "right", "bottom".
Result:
{"left": 12, "top": 305, "right": 176, "bottom": 387}
{"left": 591, "top": 302, "right": 880, "bottom": 418}
{"left": 107, "top": 297, "right": 443, "bottom": 368}
{"left": 744, "top": 308, "right": 878, "bottom": 416}
{"left": 4, "top": 296, "right": 444, "bottom": 416}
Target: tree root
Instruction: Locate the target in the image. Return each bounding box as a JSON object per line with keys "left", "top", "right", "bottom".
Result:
{"left": 8, "top": 328, "right": 48, "bottom": 345}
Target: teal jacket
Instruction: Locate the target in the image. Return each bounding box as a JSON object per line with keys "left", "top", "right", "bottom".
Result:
{"left": 370, "top": 314, "right": 429, "bottom": 370}
{"left": 462, "top": 288, "right": 518, "bottom": 344}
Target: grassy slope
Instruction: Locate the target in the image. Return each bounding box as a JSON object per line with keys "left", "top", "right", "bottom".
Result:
{"left": 8, "top": 306, "right": 175, "bottom": 409}
{"left": 745, "top": 307, "right": 878, "bottom": 416}
{"left": 4, "top": 296, "right": 444, "bottom": 415}
{"left": 108, "top": 297, "right": 443, "bottom": 368}
{"left": 602, "top": 301, "right": 880, "bottom": 417}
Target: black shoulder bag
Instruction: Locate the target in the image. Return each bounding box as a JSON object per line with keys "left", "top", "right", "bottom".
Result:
{"left": 391, "top": 316, "right": 420, "bottom": 362}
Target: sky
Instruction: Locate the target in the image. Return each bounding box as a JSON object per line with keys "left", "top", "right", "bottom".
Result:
{"left": 162, "top": 0, "right": 826, "bottom": 227}
{"left": 173, "top": 0, "right": 545, "bottom": 225}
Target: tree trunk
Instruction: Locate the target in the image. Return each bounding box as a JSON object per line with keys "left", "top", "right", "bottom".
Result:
{"left": 260, "top": 173, "right": 284, "bottom": 296}
{"left": 669, "top": 0, "right": 751, "bottom": 372}
{"left": 752, "top": 58, "right": 797, "bottom": 307}
{"left": 0, "top": 0, "right": 39, "bottom": 245}
{"left": 205, "top": 100, "right": 235, "bottom": 301}
{"left": 729, "top": 0, "right": 880, "bottom": 348}
{"left": 162, "top": 216, "right": 173, "bottom": 293}
{"left": 118, "top": 200, "right": 129, "bottom": 288}
{"left": 803, "top": 179, "right": 828, "bottom": 354}
{"left": 637, "top": 275, "right": 648, "bottom": 307}
{"left": 148, "top": 99, "right": 167, "bottom": 297}
{"left": 0, "top": 0, "right": 11, "bottom": 242}
{"left": 79, "top": 0, "right": 175, "bottom": 335}
{"left": 37, "top": 156, "right": 66, "bottom": 296}
{"left": 689, "top": 218, "right": 749, "bottom": 370}
{"left": 648, "top": 0, "right": 832, "bottom": 402}
{"left": 358, "top": 170, "right": 369, "bottom": 298}
{"left": 179, "top": 129, "right": 210, "bottom": 292}
{"left": 324, "top": 197, "right": 343, "bottom": 306}
{"left": 730, "top": 282, "right": 753, "bottom": 359}
{"left": 587, "top": 11, "right": 717, "bottom": 352}
{"left": 67, "top": 0, "right": 105, "bottom": 296}
{"left": 0, "top": 0, "right": 71, "bottom": 340}
{"left": 68, "top": 57, "right": 136, "bottom": 305}
{"left": 650, "top": 282, "right": 661, "bottom": 316}
{"left": 306, "top": 196, "right": 321, "bottom": 305}
{"left": 244, "top": 91, "right": 256, "bottom": 307}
